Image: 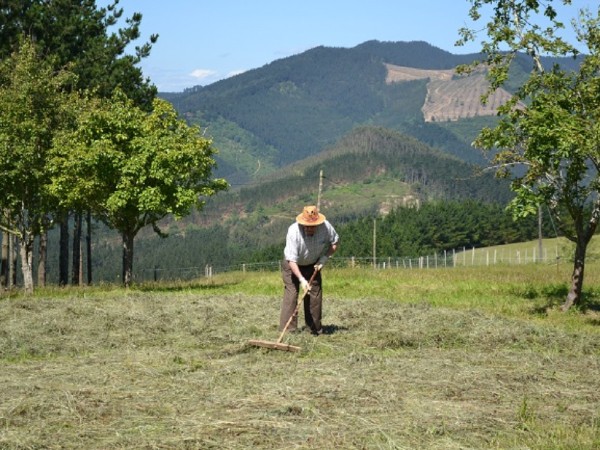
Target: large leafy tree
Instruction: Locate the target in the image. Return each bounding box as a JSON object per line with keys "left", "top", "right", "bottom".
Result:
{"left": 50, "top": 90, "right": 228, "bottom": 287}
{"left": 0, "top": 39, "right": 77, "bottom": 294}
{"left": 0, "top": 0, "right": 158, "bottom": 286}
{"left": 458, "top": 0, "right": 599, "bottom": 310}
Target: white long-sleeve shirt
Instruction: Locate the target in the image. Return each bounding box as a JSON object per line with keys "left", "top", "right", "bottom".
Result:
{"left": 283, "top": 221, "right": 339, "bottom": 266}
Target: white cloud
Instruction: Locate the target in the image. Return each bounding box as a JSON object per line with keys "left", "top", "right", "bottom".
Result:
{"left": 145, "top": 67, "right": 250, "bottom": 92}
{"left": 190, "top": 69, "right": 218, "bottom": 80}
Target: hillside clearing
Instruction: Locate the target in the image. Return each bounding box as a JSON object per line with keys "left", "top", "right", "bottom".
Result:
{"left": 1, "top": 264, "right": 599, "bottom": 449}
{"left": 385, "top": 63, "right": 514, "bottom": 122}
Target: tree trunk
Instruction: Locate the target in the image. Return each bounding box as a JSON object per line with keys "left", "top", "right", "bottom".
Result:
{"left": 1, "top": 230, "right": 8, "bottom": 288}
{"left": 72, "top": 212, "right": 81, "bottom": 286}
{"left": 9, "top": 233, "right": 16, "bottom": 288}
{"left": 59, "top": 215, "right": 69, "bottom": 286}
{"left": 562, "top": 237, "right": 588, "bottom": 311}
{"left": 37, "top": 231, "right": 47, "bottom": 287}
{"left": 19, "top": 235, "right": 34, "bottom": 295}
{"left": 122, "top": 232, "right": 134, "bottom": 287}
{"left": 86, "top": 211, "right": 92, "bottom": 285}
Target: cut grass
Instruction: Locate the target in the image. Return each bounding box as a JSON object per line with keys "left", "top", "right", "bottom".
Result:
{"left": 1, "top": 263, "right": 599, "bottom": 449}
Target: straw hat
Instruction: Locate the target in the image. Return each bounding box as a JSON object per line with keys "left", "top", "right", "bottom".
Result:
{"left": 296, "top": 205, "right": 326, "bottom": 226}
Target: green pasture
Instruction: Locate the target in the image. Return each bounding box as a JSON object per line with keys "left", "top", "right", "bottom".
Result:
{"left": 455, "top": 237, "right": 590, "bottom": 266}
{"left": 1, "top": 260, "right": 599, "bottom": 449}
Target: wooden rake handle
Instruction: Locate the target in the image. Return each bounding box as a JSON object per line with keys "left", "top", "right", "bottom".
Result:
{"left": 276, "top": 268, "right": 319, "bottom": 343}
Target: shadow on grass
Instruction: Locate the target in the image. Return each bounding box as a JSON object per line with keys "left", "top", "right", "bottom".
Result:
{"left": 321, "top": 324, "right": 350, "bottom": 335}
{"left": 586, "top": 317, "right": 600, "bottom": 326}
{"left": 525, "top": 284, "right": 600, "bottom": 321}
{"left": 289, "top": 324, "right": 349, "bottom": 336}
{"left": 521, "top": 284, "right": 568, "bottom": 316}
{"left": 580, "top": 297, "right": 600, "bottom": 312}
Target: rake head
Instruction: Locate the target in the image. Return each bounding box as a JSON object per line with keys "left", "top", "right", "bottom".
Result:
{"left": 248, "top": 339, "right": 301, "bottom": 352}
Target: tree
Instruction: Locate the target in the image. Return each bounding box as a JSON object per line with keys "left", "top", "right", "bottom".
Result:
{"left": 0, "top": 38, "right": 77, "bottom": 294}
{"left": 0, "top": 0, "right": 158, "bottom": 286}
{"left": 50, "top": 90, "right": 228, "bottom": 287}
{"left": 458, "top": 0, "right": 600, "bottom": 310}
{"left": 0, "top": 0, "right": 156, "bottom": 104}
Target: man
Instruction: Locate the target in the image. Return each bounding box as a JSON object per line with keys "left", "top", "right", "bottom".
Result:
{"left": 280, "top": 205, "right": 339, "bottom": 335}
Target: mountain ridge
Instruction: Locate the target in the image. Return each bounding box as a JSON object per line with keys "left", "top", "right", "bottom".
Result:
{"left": 185, "top": 126, "right": 512, "bottom": 236}
{"left": 100, "top": 40, "right": 578, "bottom": 276}
{"left": 161, "top": 40, "right": 579, "bottom": 186}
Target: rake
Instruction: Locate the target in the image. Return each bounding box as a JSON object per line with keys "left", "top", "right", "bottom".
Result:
{"left": 248, "top": 269, "right": 318, "bottom": 352}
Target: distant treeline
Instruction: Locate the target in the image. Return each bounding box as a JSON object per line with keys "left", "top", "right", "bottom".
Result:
{"left": 228, "top": 200, "right": 556, "bottom": 272}
{"left": 29, "top": 199, "right": 557, "bottom": 283}
{"left": 336, "top": 200, "right": 554, "bottom": 258}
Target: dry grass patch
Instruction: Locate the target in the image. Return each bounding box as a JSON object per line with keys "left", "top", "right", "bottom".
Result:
{"left": 0, "top": 266, "right": 599, "bottom": 449}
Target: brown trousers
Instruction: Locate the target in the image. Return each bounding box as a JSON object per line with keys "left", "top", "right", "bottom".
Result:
{"left": 279, "top": 259, "right": 323, "bottom": 333}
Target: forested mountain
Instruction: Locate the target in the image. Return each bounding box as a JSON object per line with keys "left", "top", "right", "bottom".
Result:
{"left": 162, "top": 41, "right": 482, "bottom": 183}
{"left": 197, "top": 126, "right": 513, "bottom": 229}
{"left": 33, "top": 41, "right": 582, "bottom": 283}
{"left": 161, "top": 40, "right": 581, "bottom": 185}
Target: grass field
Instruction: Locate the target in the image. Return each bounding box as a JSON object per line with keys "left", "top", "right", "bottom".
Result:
{"left": 1, "top": 262, "right": 599, "bottom": 449}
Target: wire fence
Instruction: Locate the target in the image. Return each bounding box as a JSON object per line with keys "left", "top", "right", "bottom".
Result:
{"left": 136, "top": 244, "right": 566, "bottom": 282}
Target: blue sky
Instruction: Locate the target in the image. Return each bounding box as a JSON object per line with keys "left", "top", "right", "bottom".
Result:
{"left": 103, "top": 0, "right": 595, "bottom": 92}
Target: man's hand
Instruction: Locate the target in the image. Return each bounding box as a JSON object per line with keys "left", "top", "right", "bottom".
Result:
{"left": 299, "top": 277, "right": 310, "bottom": 292}
{"left": 315, "top": 255, "right": 329, "bottom": 271}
